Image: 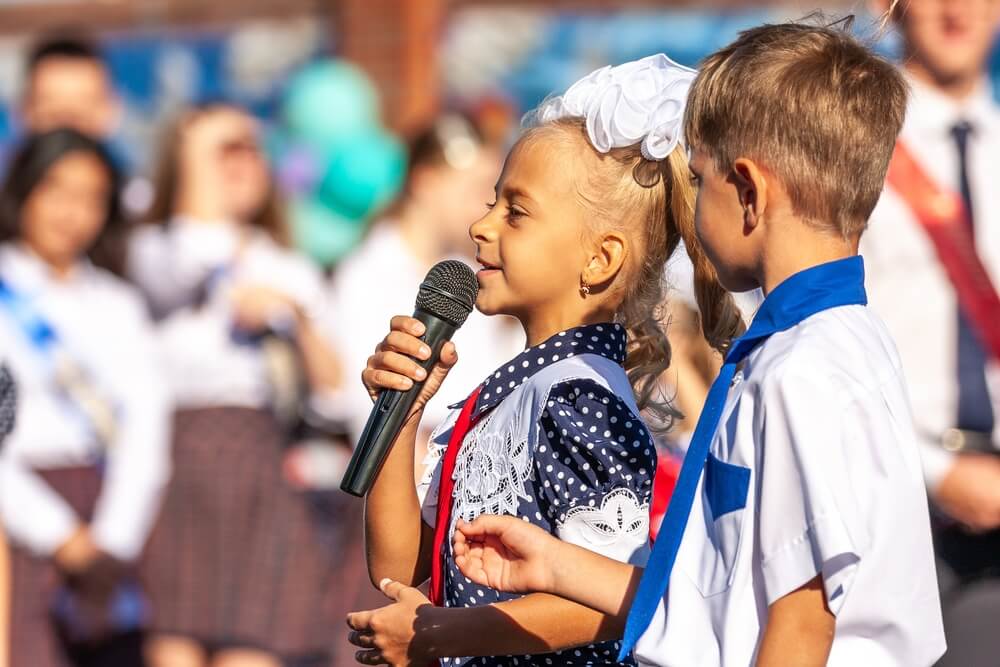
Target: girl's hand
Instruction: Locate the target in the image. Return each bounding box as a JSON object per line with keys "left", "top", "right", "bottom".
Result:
{"left": 452, "top": 515, "right": 562, "bottom": 595}
{"left": 347, "top": 579, "right": 433, "bottom": 666}
{"left": 362, "top": 316, "right": 458, "bottom": 417}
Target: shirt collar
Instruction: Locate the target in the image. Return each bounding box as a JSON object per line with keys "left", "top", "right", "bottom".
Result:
{"left": 728, "top": 255, "right": 868, "bottom": 364}
{"left": 0, "top": 243, "right": 93, "bottom": 293}
{"left": 452, "top": 322, "right": 628, "bottom": 417}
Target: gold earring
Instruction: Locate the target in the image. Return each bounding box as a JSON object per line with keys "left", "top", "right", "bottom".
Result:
{"left": 580, "top": 282, "right": 590, "bottom": 296}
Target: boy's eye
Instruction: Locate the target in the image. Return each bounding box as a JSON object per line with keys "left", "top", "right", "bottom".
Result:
{"left": 688, "top": 171, "right": 701, "bottom": 185}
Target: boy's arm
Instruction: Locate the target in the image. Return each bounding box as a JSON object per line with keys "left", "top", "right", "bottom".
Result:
{"left": 756, "top": 575, "right": 834, "bottom": 667}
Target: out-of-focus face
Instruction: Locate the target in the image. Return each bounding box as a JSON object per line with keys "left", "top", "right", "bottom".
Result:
{"left": 410, "top": 145, "right": 502, "bottom": 257}
{"left": 21, "top": 151, "right": 111, "bottom": 269}
{"left": 897, "top": 0, "right": 1000, "bottom": 86}
{"left": 24, "top": 58, "right": 119, "bottom": 138}
{"left": 211, "top": 109, "right": 272, "bottom": 223}
{"left": 468, "top": 131, "right": 590, "bottom": 319}
{"left": 688, "top": 146, "right": 758, "bottom": 293}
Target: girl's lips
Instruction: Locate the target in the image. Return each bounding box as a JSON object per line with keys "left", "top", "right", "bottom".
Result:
{"left": 476, "top": 267, "right": 501, "bottom": 278}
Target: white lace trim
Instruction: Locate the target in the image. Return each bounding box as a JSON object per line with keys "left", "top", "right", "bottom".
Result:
{"left": 449, "top": 409, "right": 533, "bottom": 532}
{"left": 560, "top": 487, "right": 649, "bottom": 548}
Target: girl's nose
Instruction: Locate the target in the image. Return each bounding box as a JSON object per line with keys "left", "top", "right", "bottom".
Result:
{"left": 469, "top": 209, "right": 497, "bottom": 244}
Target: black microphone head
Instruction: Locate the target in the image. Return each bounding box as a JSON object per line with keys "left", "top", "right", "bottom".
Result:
{"left": 415, "top": 260, "right": 479, "bottom": 327}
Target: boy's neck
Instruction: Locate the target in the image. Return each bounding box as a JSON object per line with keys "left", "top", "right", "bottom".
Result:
{"left": 756, "top": 223, "right": 858, "bottom": 297}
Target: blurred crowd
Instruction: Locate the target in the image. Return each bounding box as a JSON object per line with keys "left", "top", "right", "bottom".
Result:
{"left": 0, "top": 0, "right": 999, "bottom": 665}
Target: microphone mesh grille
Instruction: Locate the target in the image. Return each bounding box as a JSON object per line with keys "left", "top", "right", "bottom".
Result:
{"left": 415, "top": 260, "right": 479, "bottom": 327}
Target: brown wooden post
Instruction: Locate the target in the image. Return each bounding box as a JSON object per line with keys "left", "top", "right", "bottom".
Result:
{"left": 333, "top": 0, "right": 443, "bottom": 133}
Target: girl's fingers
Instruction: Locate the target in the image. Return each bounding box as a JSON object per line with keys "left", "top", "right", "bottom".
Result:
{"left": 457, "top": 514, "right": 508, "bottom": 538}
{"left": 346, "top": 610, "right": 374, "bottom": 632}
{"left": 438, "top": 341, "right": 459, "bottom": 367}
{"left": 355, "top": 649, "right": 386, "bottom": 665}
{"left": 362, "top": 367, "right": 414, "bottom": 393}
{"left": 383, "top": 331, "right": 432, "bottom": 360}
{"left": 348, "top": 631, "right": 376, "bottom": 649}
{"left": 372, "top": 350, "right": 427, "bottom": 382}
{"left": 390, "top": 315, "right": 425, "bottom": 337}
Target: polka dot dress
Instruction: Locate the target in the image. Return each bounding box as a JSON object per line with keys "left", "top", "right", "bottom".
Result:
{"left": 0, "top": 364, "right": 16, "bottom": 441}
{"left": 441, "top": 323, "right": 656, "bottom": 666}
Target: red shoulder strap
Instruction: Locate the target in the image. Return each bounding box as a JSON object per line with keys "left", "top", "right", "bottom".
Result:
{"left": 429, "top": 385, "right": 483, "bottom": 607}
{"left": 885, "top": 141, "right": 1000, "bottom": 364}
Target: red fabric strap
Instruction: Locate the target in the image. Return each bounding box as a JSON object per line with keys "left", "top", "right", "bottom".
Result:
{"left": 886, "top": 141, "right": 1000, "bottom": 364}
{"left": 429, "top": 385, "right": 483, "bottom": 607}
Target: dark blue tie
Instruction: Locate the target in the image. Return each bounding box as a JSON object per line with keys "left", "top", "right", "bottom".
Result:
{"left": 619, "top": 256, "right": 869, "bottom": 659}
{"left": 951, "top": 121, "right": 995, "bottom": 435}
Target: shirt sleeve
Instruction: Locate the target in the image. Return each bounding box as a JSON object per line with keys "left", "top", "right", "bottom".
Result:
{"left": 0, "top": 447, "right": 79, "bottom": 556}
{"left": 532, "top": 379, "right": 656, "bottom": 566}
{"left": 89, "top": 294, "right": 173, "bottom": 562}
{"left": 757, "top": 366, "right": 871, "bottom": 614}
{"left": 127, "top": 219, "right": 240, "bottom": 318}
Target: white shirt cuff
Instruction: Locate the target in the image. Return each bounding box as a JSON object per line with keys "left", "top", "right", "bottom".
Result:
{"left": 918, "top": 438, "right": 956, "bottom": 492}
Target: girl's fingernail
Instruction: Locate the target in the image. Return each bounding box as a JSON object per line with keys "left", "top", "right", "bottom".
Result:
{"left": 420, "top": 345, "right": 431, "bottom": 357}
{"left": 415, "top": 367, "right": 427, "bottom": 380}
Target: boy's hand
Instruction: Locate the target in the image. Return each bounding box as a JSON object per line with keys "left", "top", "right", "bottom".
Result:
{"left": 347, "top": 579, "right": 433, "bottom": 666}
{"left": 452, "top": 515, "right": 561, "bottom": 595}
{"left": 362, "top": 316, "right": 458, "bottom": 418}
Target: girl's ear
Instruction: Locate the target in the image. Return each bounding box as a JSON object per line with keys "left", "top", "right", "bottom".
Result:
{"left": 584, "top": 231, "right": 627, "bottom": 288}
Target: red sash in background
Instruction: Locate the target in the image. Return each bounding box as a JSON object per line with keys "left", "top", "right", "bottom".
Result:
{"left": 886, "top": 141, "right": 1000, "bottom": 364}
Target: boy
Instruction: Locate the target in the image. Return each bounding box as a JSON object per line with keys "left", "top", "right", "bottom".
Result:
{"left": 451, "top": 20, "right": 947, "bottom": 666}
{"left": 20, "top": 33, "right": 120, "bottom": 140}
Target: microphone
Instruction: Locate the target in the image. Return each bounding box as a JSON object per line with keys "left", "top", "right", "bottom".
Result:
{"left": 341, "top": 260, "right": 479, "bottom": 497}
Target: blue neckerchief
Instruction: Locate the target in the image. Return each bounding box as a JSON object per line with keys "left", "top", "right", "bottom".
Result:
{"left": 0, "top": 278, "right": 59, "bottom": 351}
{"left": 619, "top": 255, "right": 868, "bottom": 659}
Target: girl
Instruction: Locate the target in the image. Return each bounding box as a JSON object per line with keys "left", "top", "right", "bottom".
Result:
{"left": 346, "top": 55, "right": 743, "bottom": 666}
{"left": 0, "top": 129, "right": 170, "bottom": 667}
{"left": 325, "top": 112, "right": 522, "bottom": 478}
{"left": 130, "top": 104, "right": 338, "bottom": 667}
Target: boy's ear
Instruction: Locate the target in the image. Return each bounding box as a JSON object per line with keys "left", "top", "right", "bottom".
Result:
{"left": 732, "top": 157, "right": 768, "bottom": 230}
{"left": 584, "top": 231, "right": 627, "bottom": 288}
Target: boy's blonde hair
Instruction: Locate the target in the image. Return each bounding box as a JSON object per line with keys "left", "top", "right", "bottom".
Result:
{"left": 684, "top": 19, "right": 908, "bottom": 237}
{"left": 524, "top": 119, "right": 745, "bottom": 429}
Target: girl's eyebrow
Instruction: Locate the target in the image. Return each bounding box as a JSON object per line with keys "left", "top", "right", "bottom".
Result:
{"left": 497, "top": 183, "right": 538, "bottom": 206}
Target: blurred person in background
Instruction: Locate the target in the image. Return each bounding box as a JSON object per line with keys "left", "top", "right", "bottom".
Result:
{"left": 864, "top": 0, "right": 1000, "bottom": 664}
{"left": 129, "top": 103, "right": 337, "bottom": 667}
{"left": 19, "top": 33, "right": 120, "bottom": 141}
{"left": 0, "top": 129, "right": 170, "bottom": 667}
{"left": 324, "top": 113, "right": 522, "bottom": 479}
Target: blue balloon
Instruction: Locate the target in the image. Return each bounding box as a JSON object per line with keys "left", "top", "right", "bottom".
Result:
{"left": 317, "top": 130, "right": 406, "bottom": 220}
{"left": 284, "top": 60, "right": 379, "bottom": 146}
{"left": 289, "top": 197, "right": 368, "bottom": 267}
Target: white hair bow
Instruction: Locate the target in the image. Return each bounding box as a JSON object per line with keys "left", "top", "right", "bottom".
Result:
{"left": 529, "top": 54, "right": 696, "bottom": 162}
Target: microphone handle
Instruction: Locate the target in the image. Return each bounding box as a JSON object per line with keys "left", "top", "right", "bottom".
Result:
{"left": 340, "top": 309, "right": 458, "bottom": 497}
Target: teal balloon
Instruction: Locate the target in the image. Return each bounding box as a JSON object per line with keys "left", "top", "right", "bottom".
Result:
{"left": 318, "top": 131, "right": 406, "bottom": 220}
{"left": 284, "top": 60, "right": 379, "bottom": 146}
{"left": 289, "top": 197, "right": 367, "bottom": 267}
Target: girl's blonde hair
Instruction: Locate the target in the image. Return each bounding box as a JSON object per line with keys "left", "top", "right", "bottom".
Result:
{"left": 526, "top": 118, "right": 745, "bottom": 429}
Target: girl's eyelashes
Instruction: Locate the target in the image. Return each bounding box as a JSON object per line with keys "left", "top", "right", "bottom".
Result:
{"left": 505, "top": 205, "right": 526, "bottom": 225}
{"left": 485, "top": 201, "right": 497, "bottom": 210}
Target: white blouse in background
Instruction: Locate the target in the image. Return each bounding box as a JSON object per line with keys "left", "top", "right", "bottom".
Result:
{"left": 128, "top": 218, "right": 327, "bottom": 410}
{"left": 862, "top": 76, "right": 1000, "bottom": 488}
{"left": 0, "top": 243, "right": 171, "bottom": 561}
{"left": 634, "top": 306, "right": 945, "bottom": 667}
{"left": 322, "top": 223, "right": 524, "bottom": 443}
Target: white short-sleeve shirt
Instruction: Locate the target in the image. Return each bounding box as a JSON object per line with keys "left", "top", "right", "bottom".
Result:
{"left": 634, "top": 305, "right": 946, "bottom": 666}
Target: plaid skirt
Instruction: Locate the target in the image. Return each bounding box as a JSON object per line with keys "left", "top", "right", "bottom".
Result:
{"left": 8, "top": 467, "right": 144, "bottom": 667}
{"left": 142, "top": 407, "right": 334, "bottom": 660}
